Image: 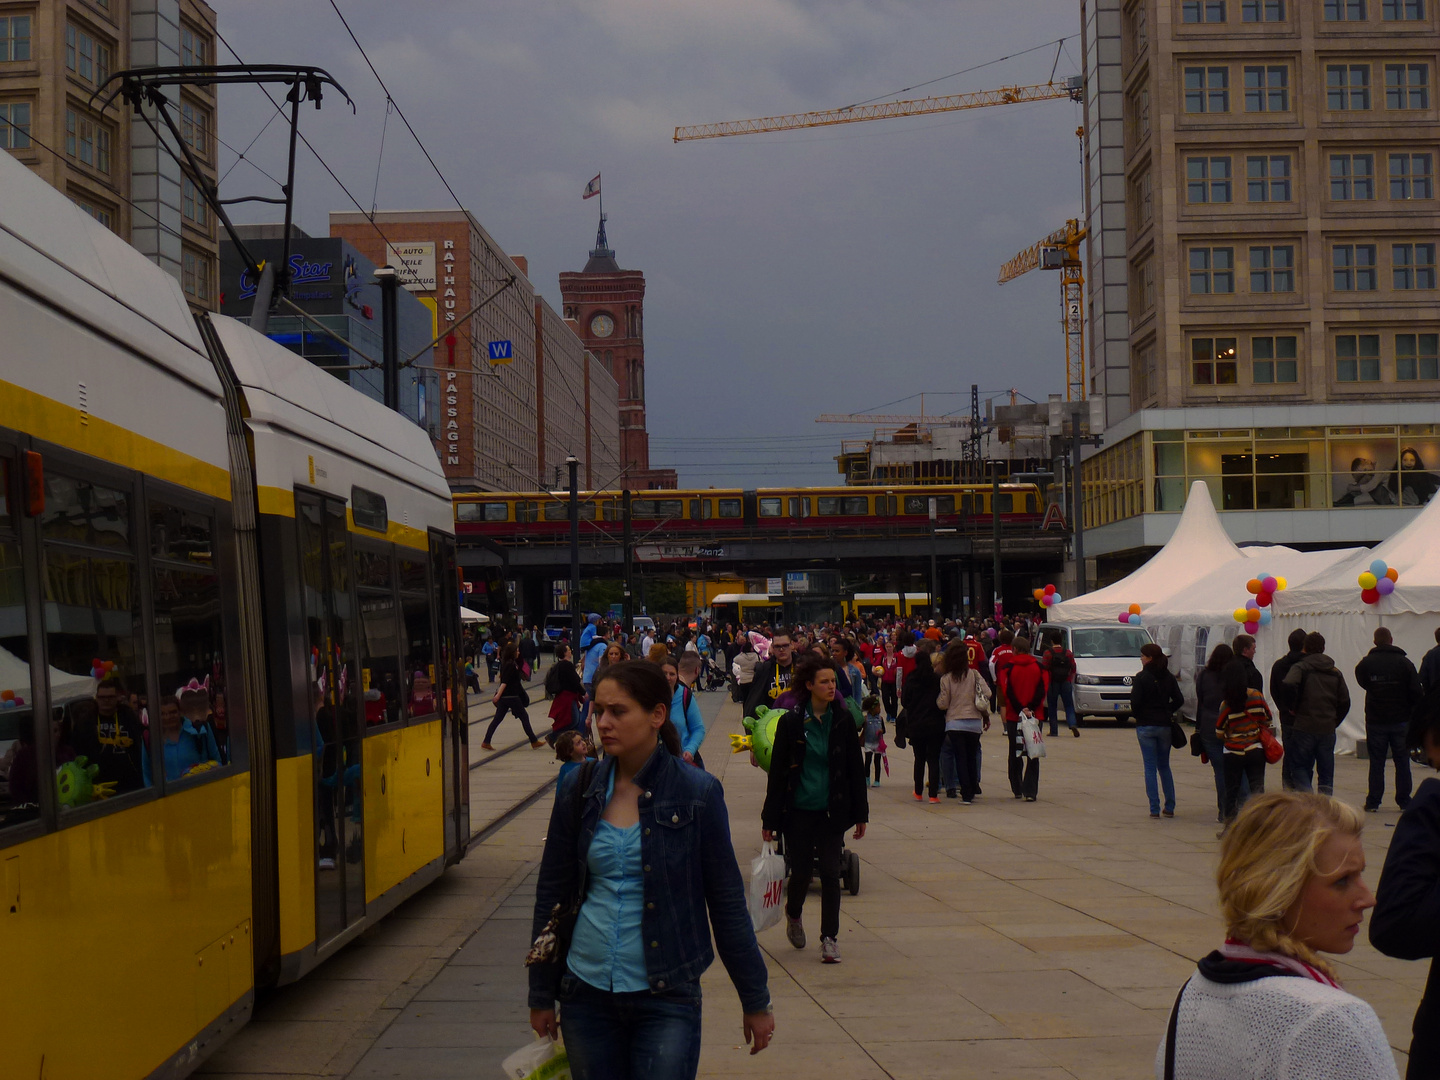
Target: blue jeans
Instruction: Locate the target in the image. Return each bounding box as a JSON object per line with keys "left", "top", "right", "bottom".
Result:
{"left": 1365, "top": 721, "right": 1412, "bottom": 809}
{"left": 1286, "top": 729, "right": 1336, "bottom": 796}
{"left": 1047, "top": 681, "right": 1077, "bottom": 735}
{"left": 1136, "top": 725, "right": 1176, "bottom": 815}
{"left": 560, "top": 973, "right": 703, "bottom": 1080}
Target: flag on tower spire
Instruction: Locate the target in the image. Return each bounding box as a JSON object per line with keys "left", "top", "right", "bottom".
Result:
{"left": 582, "top": 174, "right": 601, "bottom": 200}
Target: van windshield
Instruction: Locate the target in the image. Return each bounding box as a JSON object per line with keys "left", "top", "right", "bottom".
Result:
{"left": 1071, "top": 628, "right": 1151, "bottom": 658}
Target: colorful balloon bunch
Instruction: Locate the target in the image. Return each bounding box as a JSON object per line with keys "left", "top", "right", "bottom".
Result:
{"left": 1034, "top": 584, "right": 1063, "bottom": 608}
{"left": 1359, "top": 558, "right": 1399, "bottom": 605}
{"left": 1117, "top": 603, "right": 1142, "bottom": 626}
{"left": 1232, "top": 571, "right": 1288, "bottom": 633}
{"left": 0, "top": 689, "right": 25, "bottom": 709}
{"left": 89, "top": 657, "right": 117, "bottom": 680}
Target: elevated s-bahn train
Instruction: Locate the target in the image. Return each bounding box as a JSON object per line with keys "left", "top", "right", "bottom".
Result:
{"left": 0, "top": 151, "right": 468, "bottom": 1076}
{"left": 454, "top": 484, "right": 1044, "bottom": 541}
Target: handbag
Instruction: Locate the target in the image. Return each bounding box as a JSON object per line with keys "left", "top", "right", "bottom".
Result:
{"left": 1170, "top": 719, "right": 1188, "bottom": 751}
{"left": 525, "top": 760, "right": 596, "bottom": 968}
{"left": 1259, "top": 725, "right": 1284, "bottom": 765}
{"left": 1189, "top": 731, "right": 1204, "bottom": 757}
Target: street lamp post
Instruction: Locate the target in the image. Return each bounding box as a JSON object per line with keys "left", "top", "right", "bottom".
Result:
{"left": 928, "top": 496, "right": 939, "bottom": 619}
{"left": 567, "top": 455, "right": 580, "bottom": 649}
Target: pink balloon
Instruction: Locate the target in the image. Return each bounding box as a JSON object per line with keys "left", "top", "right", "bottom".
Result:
{"left": 1261, "top": 576, "right": 1278, "bottom": 593}
{"left": 1118, "top": 613, "right": 1129, "bottom": 623}
{"left": 1244, "top": 621, "right": 1259, "bottom": 633}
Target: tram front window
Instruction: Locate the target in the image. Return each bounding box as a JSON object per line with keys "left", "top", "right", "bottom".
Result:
{"left": 0, "top": 528, "right": 40, "bottom": 828}
{"left": 399, "top": 556, "right": 434, "bottom": 718}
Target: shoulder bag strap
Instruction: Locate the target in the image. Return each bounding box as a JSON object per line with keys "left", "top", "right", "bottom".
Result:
{"left": 1164, "top": 977, "right": 1191, "bottom": 1080}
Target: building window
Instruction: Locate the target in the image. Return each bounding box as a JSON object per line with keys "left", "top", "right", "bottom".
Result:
{"left": 182, "top": 175, "right": 209, "bottom": 225}
{"left": 70, "top": 195, "right": 113, "bottom": 229}
{"left": 1128, "top": 1, "right": 1149, "bottom": 53}
{"left": 1192, "top": 338, "right": 1239, "bottom": 384}
{"left": 1251, "top": 246, "right": 1295, "bottom": 292}
{"left": 1335, "top": 335, "right": 1381, "bottom": 381}
{"left": 1386, "top": 64, "right": 1430, "bottom": 110}
{"left": 1330, "top": 154, "right": 1375, "bottom": 199}
{"left": 1397, "top": 334, "right": 1439, "bottom": 379}
{"left": 1327, "top": 65, "right": 1371, "bottom": 110}
{"left": 1132, "top": 342, "right": 1157, "bottom": 409}
{"left": 1185, "top": 67, "right": 1230, "bottom": 112}
{"left": 1324, "top": 0, "right": 1367, "bottom": 16}
{"left": 1242, "top": 0, "right": 1285, "bottom": 18}
{"left": 1182, "top": 0, "right": 1228, "bottom": 20}
{"left": 1252, "top": 336, "right": 1299, "bottom": 383}
{"left": 1131, "top": 258, "right": 1156, "bottom": 319}
{"left": 1382, "top": 0, "right": 1425, "bottom": 18}
{"left": 1187, "top": 156, "right": 1232, "bottom": 202}
{"left": 182, "top": 249, "right": 212, "bottom": 303}
{"left": 1189, "top": 247, "right": 1235, "bottom": 293}
{"left": 1333, "top": 244, "right": 1378, "bottom": 290}
{"left": 1132, "top": 169, "right": 1154, "bottom": 224}
{"left": 1390, "top": 154, "right": 1433, "bottom": 199}
{"left": 64, "top": 109, "right": 110, "bottom": 173}
{"left": 1247, "top": 155, "right": 1292, "bottom": 201}
{"left": 181, "top": 101, "right": 210, "bottom": 161}
{"left": 0, "top": 15, "right": 32, "bottom": 62}
{"left": 1128, "top": 85, "right": 1151, "bottom": 145}
{"left": 0, "top": 101, "right": 30, "bottom": 149}
{"left": 65, "top": 24, "right": 111, "bottom": 88}
{"left": 1244, "top": 66, "right": 1289, "bottom": 112}
{"left": 1393, "top": 243, "right": 1437, "bottom": 289}
{"left": 181, "top": 25, "right": 209, "bottom": 67}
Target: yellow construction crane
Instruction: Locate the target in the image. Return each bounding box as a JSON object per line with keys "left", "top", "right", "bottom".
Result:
{"left": 672, "top": 77, "right": 1082, "bottom": 142}
{"left": 998, "top": 219, "right": 1087, "bottom": 402}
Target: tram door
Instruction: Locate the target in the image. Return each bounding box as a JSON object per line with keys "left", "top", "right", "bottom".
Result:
{"left": 430, "top": 531, "right": 468, "bottom": 854}
{"left": 297, "top": 492, "right": 366, "bottom": 944}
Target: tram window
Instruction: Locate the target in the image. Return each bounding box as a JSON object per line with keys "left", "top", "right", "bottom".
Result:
{"left": 42, "top": 473, "right": 129, "bottom": 548}
{"left": 717, "top": 498, "right": 742, "bottom": 518}
{"left": 356, "top": 548, "right": 402, "bottom": 727}
{"left": 43, "top": 551, "right": 147, "bottom": 799}
{"left": 995, "top": 493, "right": 1014, "bottom": 513}
{"left": 688, "top": 499, "right": 713, "bottom": 520}
{"left": 0, "top": 458, "right": 10, "bottom": 527}
{"left": 149, "top": 502, "right": 213, "bottom": 565}
{"left": 516, "top": 501, "right": 538, "bottom": 523}
{"left": 399, "top": 558, "right": 436, "bottom": 719}
{"left": 150, "top": 563, "right": 227, "bottom": 776}
{"left": 0, "top": 534, "right": 38, "bottom": 829}
{"left": 398, "top": 555, "right": 427, "bottom": 592}
{"left": 758, "top": 498, "right": 782, "bottom": 517}
{"left": 842, "top": 496, "right": 870, "bottom": 515}
{"left": 354, "top": 548, "right": 392, "bottom": 589}
{"left": 787, "top": 497, "right": 810, "bottom": 518}
{"left": 351, "top": 486, "right": 389, "bottom": 533}
{"left": 816, "top": 498, "right": 841, "bottom": 516}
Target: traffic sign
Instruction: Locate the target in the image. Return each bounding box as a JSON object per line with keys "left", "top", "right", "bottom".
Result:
{"left": 488, "top": 340, "right": 514, "bottom": 363}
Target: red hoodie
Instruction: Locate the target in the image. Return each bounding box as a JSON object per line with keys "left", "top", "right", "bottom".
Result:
{"left": 999, "top": 652, "right": 1048, "bottom": 723}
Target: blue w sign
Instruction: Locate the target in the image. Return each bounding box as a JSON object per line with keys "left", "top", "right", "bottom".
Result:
{"left": 488, "top": 340, "right": 514, "bottom": 363}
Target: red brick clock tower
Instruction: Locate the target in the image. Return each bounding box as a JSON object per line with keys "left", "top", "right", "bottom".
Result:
{"left": 559, "top": 217, "right": 676, "bottom": 490}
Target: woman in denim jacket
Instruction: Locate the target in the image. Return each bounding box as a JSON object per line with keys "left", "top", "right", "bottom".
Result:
{"left": 529, "top": 661, "right": 773, "bottom": 1079}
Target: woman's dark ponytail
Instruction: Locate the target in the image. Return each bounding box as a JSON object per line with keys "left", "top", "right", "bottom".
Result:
{"left": 593, "top": 660, "right": 682, "bottom": 757}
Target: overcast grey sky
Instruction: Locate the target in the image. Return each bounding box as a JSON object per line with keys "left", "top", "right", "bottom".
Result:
{"left": 217, "top": 0, "right": 1086, "bottom": 487}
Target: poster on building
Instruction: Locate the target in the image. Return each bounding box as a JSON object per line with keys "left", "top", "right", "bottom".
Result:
{"left": 1329, "top": 437, "right": 1440, "bottom": 507}
{"left": 766, "top": 577, "right": 783, "bottom": 596}
{"left": 386, "top": 241, "right": 436, "bottom": 292}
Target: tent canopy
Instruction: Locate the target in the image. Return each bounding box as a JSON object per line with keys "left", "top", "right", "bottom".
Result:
{"left": 459, "top": 606, "right": 490, "bottom": 624}
{"left": 1144, "top": 546, "right": 1362, "bottom": 626}
{"left": 1048, "top": 481, "right": 1244, "bottom": 624}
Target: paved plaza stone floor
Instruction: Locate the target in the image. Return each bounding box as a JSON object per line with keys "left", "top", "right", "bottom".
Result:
{"left": 202, "top": 690, "right": 1424, "bottom": 1079}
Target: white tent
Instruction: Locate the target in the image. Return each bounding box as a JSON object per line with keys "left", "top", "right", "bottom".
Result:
{"left": 459, "top": 606, "right": 490, "bottom": 624}
{"left": 1048, "top": 481, "right": 1246, "bottom": 624}
{"left": 1144, "top": 546, "right": 1363, "bottom": 716}
{"left": 1264, "top": 495, "right": 1440, "bottom": 752}
{"left": 0, "top": 644, "right": 95, "bottom": 704}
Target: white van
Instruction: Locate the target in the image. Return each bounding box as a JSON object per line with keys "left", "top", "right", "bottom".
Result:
{"left": 1038, "top": 623, "right": 1155, "bottom": 725}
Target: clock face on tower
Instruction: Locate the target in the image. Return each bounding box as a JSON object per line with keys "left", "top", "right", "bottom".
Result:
{"left": 589, "top": 313, "right": 615, "bottom": 338}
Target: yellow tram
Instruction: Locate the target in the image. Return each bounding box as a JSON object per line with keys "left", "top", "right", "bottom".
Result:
{"left": 0, "top": 147, "right": 468, "bottom": 1077}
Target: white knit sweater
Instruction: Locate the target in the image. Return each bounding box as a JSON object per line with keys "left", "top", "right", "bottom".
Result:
{"left": 1158, "top": 972, "right": 1400, "bottom": 1080}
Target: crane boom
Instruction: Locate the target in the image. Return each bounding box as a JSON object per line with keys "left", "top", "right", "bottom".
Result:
{"left": 673, "top": 78, "right": 1082, "bottom": 142}
{"left": 816, "top": 414, "right": 970, "bottom": 425}
{"left": 997, "top": 221, "right": 1082, "bottom": 284}
{"left": 997, "top": 219, "right": 1088, "bottom": 402}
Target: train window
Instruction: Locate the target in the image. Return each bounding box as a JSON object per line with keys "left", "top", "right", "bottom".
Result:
{"left": 150, "top": 558, "right": 227, "bottom": 779}
{"left": 456, "top": 501, "right": 509, "bottom": 523}
{"left": 903, "top": 495, "right": 927, "bottom": 514}
{"left": 0, "top": 458, "right": 9, "bottom": 527}
{"left": 516, "top": 501, "right": 538, "bottom": 523}
{"left": 688, "top": 499, "right": 713, "bottom": 520}
{"left": 631, "top": 500, "right": 656, "bottom": 518}
{"left": 876, "top": 495, "right": 897, "bottom": 516}
{"left": 543, "top": 501, "right": 596, "bottom": 521}
{"left": 758, "top": 498, "right": 782, "bottom": 517}
{"left": 399, "top": 557, "right": 436, "bottom": 719}
{"left": 842, "top": 496, "right": 870, "bottom": 515}
{"left": 356, "top": 547, "right": 402, "bottom": 727}
{"left": 150, "top": 503, "right": 213, "bottom": 565}
{"left": 717, "top": 498, "right": 742, "bottom": 518}
{"left": 351, "top": 486, "right": 389, "bottom": 533}
{"left": 816, "top": 498, "right": 841, "bottom": 516}
{"left": 963, "top": 494, "right": 983, "bottom": 516}
{"left": 0, "top": 528, "right": 38, "bottom": 829}
{"left": 935, "top": 495, "right": 955, "bottom": 515}
{"left": 787, "top": 497, "right": 810, "bottom": 518}
{"left": 601, "top": 500, "right": 621, "bottom": 522}
{"left": 655, "top": 499, "right": 682, "bottom": 518}
{"left": 483, "top": 502, "right": 510, "bottom": 522}
{"left": 995, "top": 493, "right": 1014, "bottom": 513}
{"left": 42, "top": 473, "right": 129, "bottom": 548}
{"left": 455, "top": 502, "right": 480, "bottom": 522}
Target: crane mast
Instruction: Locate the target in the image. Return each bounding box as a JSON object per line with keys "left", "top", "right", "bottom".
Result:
{"left": 999, "top": 219, "right": 1088, "bottom": 403}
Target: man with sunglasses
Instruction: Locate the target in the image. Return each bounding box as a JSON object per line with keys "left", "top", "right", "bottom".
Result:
{"left": 744, "top": 632, "right": 796, "bottom": 719}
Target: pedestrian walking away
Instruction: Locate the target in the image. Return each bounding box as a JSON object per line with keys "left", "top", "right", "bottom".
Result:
{"left": 1041, "top": 630, "right": 1079, "bottom": 737}
{"left": 1195, "top": 643, "right": 1235, "bottom": 821}
{"left": 1215, "top": 663, "right": 1275, "bottom": 828}
{"left": 483, "top": 645, "right": 542, "bottom": 750}
{"left": 1270, "top": 628, "right": 1309, "bottom": 791}
{"left": 1420, "top": 627, "right": 1440, "bottom": 696}
{"left": 1370, "top": 689, "right": 1440, "bottom": 1079}
{"left": 900, "top": 642, "right": 945, "bottom": 802}
{"left": 1160, "top": 791, "right": 1397, "bottom": 1080}
{"left": 1283, "top": 632, "right": 1352, "bottom": 797}
{"left": 1355, "top": 626, "right": 1422, "bottom": 812}
{"left": 1131, "top": 643, "right": 1183, "bottom": 818}
{"left": 761, "top": 653, "right": 868, "bottom": 964}
{"left": 859, "top": 694, "right": 886, "bottom": 786}
{"left": 998, "top": 635, "right": 1045, "bottom": 802}
{"left": 528, "top": 661, "right": 773, "bottom": 1079}
{"left": 936, "top": 638, "right": 987, "bottom": 803}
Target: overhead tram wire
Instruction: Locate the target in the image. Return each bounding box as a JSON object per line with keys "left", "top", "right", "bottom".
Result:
{"left": 839, "top": 34, "right": 1079, "bottom": 110}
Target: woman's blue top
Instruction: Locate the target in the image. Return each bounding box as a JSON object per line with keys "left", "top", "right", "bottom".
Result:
{"left": 567, "top": 772, "right": 648, "bottom": 992}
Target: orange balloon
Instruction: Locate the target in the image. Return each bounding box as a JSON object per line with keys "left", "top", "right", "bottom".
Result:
{"left": 1128, "top": 603, "right": 1141, "bottom": 615}
{"left": 1246, "top": 579, "right": 1262, "bottom": 594}
{"left": 1386, "top": 567, "right": 1399, "bottom": 582}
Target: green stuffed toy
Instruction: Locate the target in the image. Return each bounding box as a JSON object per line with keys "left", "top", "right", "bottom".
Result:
{"left": 55, "top": 755, "right": 116, "bottom": 807}
{"left": 728, "top": 705, "right": 786, "bottom": 772}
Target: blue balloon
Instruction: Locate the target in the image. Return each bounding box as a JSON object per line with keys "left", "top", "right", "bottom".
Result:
{"left": 1259, "top": 609, "right": 1272, "bottom": 625}
{"left": 1050, "top": 593, "right": 1063, "bottom": 605}
{"left": 1127, "top": 613, "right": 1141, "bottom": 625}
{"left": 1371, "top": 558, "right": 1390, "bottom": 577}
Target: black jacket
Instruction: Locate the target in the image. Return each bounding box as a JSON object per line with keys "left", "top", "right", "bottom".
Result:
{"left": 1283, "top": 652, "right": 1352, "bottom": 735}
{"left": 1235, "top": 655, "right": 1264, "bottom": 694}
{"left": 1370, "top": 778, "right": 1440, "bottom": 1078}
{"left": 1355, "top": 643, "right": 1423, "bottom": 725}
{"left": 761, "top": 704, "right": 869, "bottom": 833}
{"left": 1269, "top": 648, "right": 1305, "bottom": 727}
{"left": 743, "top": 659, "right": 793, "bottom": 719}
{"left": 1193, "top": 667, "right": 1227, "bottom": 740}
{"left": 1130, "top": 665, "right": 1183, "bottom": 727}
{"left": 899, "top": 659, "right": 945, "bottom": 742}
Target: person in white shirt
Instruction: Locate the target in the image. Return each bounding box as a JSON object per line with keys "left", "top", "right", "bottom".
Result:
{"left": 640, "top": 631, "right": 655, "bottom": 655}
{"left": 1159, "top": 791, "right": 1398, "bottom": 1080}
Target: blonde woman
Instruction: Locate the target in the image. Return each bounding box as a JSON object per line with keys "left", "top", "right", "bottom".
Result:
{"left": 1159, "top": 791, "right": 1397, "bottom": 1079}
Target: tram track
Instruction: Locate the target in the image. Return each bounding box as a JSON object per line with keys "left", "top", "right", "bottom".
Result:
{"left": 464, "top": 667, "right": 564, "bottom": 841}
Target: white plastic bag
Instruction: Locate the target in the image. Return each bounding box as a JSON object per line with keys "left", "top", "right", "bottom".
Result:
{"left": 501, "top": 1037, "right": 571, "bottom": 1080}
{"left": 1019, "top": 710, "right": 1047, "bottom": 759}
{"left": 748, "top": 840, "right": 786, "bottom": 933}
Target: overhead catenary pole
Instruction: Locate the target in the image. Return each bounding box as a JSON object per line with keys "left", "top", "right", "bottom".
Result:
{"left": 622, "top": 488, "right": 634, "bottom": 632}
{"left": 375, "top": 265, "right": 399, "bottom": 410}
{"left": 928, "top": 497, "right": 939, "bottom": 620}
{"left": 1072, "top": 405, "right": 1087, "bottom": 596}
{"left": 568, "top": 455, "right": 581, "bottom": 650}
{"left": 992, "top": 466, "right": 1003, "bottom": 618}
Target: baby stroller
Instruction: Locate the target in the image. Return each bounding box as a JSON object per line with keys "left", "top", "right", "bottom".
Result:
{"left": 703, "top": 659, "right": 729, "bottom": 693}
{"left": 775, "top": 832, "right": 860, "bottom": 896}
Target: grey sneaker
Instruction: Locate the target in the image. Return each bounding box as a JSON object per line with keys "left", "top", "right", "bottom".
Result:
{"left": 786, "top": 916, "right": 806, "bottom": 950}
{"left": 820, "top": 936, "right": 841, "bottom": 964}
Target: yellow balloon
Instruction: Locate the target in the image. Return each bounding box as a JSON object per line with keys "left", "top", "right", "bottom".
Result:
{"left": 1358, "top": 572, "right": 1378, "bottom": 589}
{"left": 1234, "top": 608, "right": 1250, "bottom": 623}
{"left": 1276, "top": 577, "right": 1288, "bottom": 590}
